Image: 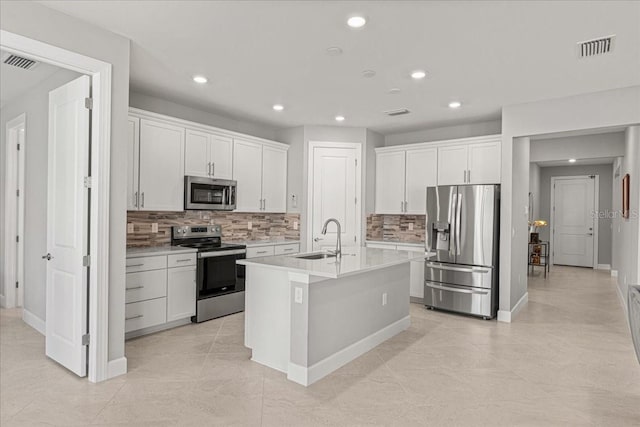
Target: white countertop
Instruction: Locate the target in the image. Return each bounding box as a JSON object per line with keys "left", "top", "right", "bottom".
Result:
{"left": 238, "top": 247, "right": 427, "bottom": 279}
{"left": 230, "top": 239, "right": 300, "bottom": 248}
{"left": 366, "top": 240, "right": 424, "bottom": 247}
{"left": 126, "top": 246, "right": 198, "bottom": 258}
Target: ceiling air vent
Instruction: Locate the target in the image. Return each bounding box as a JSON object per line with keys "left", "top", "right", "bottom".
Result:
{"left": 3, "top": 53, "right": 38, "bottom": 70}
{"left": 384, "top": 108, "right": 410, "bottom": 117}
{"left": 577, "top": 35, "right": 615, "bottom": 58}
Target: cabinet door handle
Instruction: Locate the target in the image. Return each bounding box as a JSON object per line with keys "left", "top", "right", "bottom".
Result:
{"left": 212, "top": 162, "right": 215, "bottom": 176}
{"left": 126, "top": 285, "right": 144, "bottom": 291}
{"left": 401, "top": 201, "right": 404, "bottom": 212}
{"left": 127, "top": 263, "right": 144, "bottom": 268}
{"left": 207, "top": 162, "right": 211, "bottom": 176}
{"left": 263, "top": 199, "right": 266, "bottom": 210}
{"left": 257, "top": 250, "right": 269, "bottom": 254}
{"left": 175, "top": 258, "right": 192, "bottom": 262}
{"left": 141, "top": 192, "right": 145, "bottom": 208}
{"left": 125, "top": 314, "right": 144, "bottom": 321}
{"left": 467, "top": 170, "right": 471, "bottom": 183}
{"left": 134, "top": 191, "right": 139, "bottom": 208}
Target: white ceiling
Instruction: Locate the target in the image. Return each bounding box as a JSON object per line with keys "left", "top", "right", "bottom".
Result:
{"left": 40, "top": 1, "right": 640, "bottom": 134}
{"left": 0, "top": 50, "right": 62, "bottom": 108}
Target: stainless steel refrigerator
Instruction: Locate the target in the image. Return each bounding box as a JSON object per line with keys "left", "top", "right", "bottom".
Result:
{"left": 424, "top": 185, "right": 500, "bottom": 319}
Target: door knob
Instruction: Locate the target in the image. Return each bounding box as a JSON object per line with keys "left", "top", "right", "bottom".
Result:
{"left": 586, "top": 233, "right": 593, "bottom": 236}
{"left": 42, "top": 253, "right": 53, "bottom": 261}
{"left": 314, "top": 237, "right": 323, "bottom": 242}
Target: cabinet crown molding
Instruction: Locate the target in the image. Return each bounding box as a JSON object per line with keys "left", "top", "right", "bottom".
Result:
{"left": 129, "top": 107, "right": 289, "bottom": 151}
{"left": 375, "top": 134, "right": 502, "bottom": 153}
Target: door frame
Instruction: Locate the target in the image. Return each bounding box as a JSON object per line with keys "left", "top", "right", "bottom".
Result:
{"left": 1, "top": 30, "right": 112, "bottom": 383}
{"left": 549, "top": 175, "right": 599, "bottom": 268}
{"left": 306, "top": 141, "right": 362, "bottom": 253}
{"left": 2, "top": 113, "right": 26, "bottom": 309}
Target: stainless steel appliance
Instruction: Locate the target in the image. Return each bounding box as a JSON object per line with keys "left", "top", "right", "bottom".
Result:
{"left": 424, "top": 185, "right": 500, "bottom": 319}
{"left": 171, "top": 225, "right": 246, "bottom": 322}
{"left": 184, "top": 176, "right": 237, "bottom": 211}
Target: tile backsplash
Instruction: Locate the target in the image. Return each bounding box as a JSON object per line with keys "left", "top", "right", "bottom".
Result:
{"left": 127, "top": 211, "right": 300, "bottom": 247}
{"left": 366, "top": 214, "right": 425, "bottom": 243}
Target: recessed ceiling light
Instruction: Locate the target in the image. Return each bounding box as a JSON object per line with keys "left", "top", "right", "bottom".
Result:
{"left": 193, "top": 75, "right": 208, "bottom": 84}
{"left": 326, "top": 46, "right": 343, "bottom": 56}
{"left": 335, "top": 115, "right": 345, "bottom": 122}
{"left": 448, "top": 101, "right": 462, "bottom": 109}
{"left": 272, "top": 104, "right": 284, "bottom": 111}
{"left": 362, "top": 70, "right": 376, "bottom": 78}
{"left": 568, "top": 158, "right": 577, "bottom": 163}
{"left": 347, "top": 16, "right": 366, "bottom": 28}
{"left": 411, "top": 70, "right": 426, "bottom": 80}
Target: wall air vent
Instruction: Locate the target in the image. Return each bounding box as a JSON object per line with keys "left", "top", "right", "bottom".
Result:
{"left": 3, "top": 54, "right": 38, "bottom": 70}
{"left": 577, "top": 35, "right": 615, "bottom": 58}
{"left": 384, "top": 108, "right": 410, "bottom": 117}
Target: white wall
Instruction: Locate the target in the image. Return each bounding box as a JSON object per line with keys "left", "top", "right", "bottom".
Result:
{"left": 1, "top": 1, "right": 131, "bottom": 362}
{"left": 529, "top": 163, "right": 541, "bottom": 222}
{"left": 0, "top": 68, "right": 81, "bottom": 318}
{"left": 500, "top": 85, "right": 640, "bottom": 319}
{"left": 538, "top": 164, "right": 613, "bottom": 265}
{"left": 384, "top": 119, "right": 501, "bottom": 146}
{"left": 130, "top": 91, "right": 277, "bottom": 141}
{"left": 530, "top": 132, "right": 625, "bottom": 163}
{"left": 612, "top": 126, "right": 640, "bottom": 310}
{"left": 510, "top": 137, "right": 531, "bottom": 309}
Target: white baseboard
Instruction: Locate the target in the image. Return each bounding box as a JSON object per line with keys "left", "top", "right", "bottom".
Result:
{"left": 497, "top": 292, "right": 529, "bottom": 323}
{"left": 107, "top": 357, "right": 127, "bottom": 379}
{"left": 22, "top": 309, "right": 45, "bottom": 335}
{"left": 597, "top": 264, "right": 611, "bottom": 270}
{"left": 611, "top": 270, "right": 619, "bottom": 278}
{"left": 287, "top": 315, "right": 410, "bottom": 386}
{"left": 124, "top": 317, "right": 191, "bottom": 340}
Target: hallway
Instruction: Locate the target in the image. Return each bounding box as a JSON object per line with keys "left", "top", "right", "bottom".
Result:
{"left": 1, "top": 266, "right": 638, "bottom": 426}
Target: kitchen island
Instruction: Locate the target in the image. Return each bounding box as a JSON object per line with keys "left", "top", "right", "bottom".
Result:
{"left": 238, "top": 247, "right": 426, "bottom": 386}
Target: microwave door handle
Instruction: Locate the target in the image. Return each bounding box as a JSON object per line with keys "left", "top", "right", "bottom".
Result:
{"left": 222, "top": 187, "right": 227, "bottom": 206}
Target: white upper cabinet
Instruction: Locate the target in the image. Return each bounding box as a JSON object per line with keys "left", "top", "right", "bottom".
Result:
{"left": 233, "top": 139, "right": 263, "bottom": 212}
{"left": 437, "top": 145, "right": 468, "bottom": 186}
{"left": 467, "top": 141, "right": 501, "bottom": 184}
{"left": 405, "top": 147, "right": 437, "bottom": 214}
{"left": 185, "top": 130, "right": 233, "bottom": 179}
{"left": 138, "top": 119, "right": 185, "bottom": 211}
{"left": 127, "top": 117, "right": 140, "bottom": 210}
{"left": 375, "top": 151, "right": 405, "bottom": 214}
{"left": 233, "top": 139, "right": 288, "bottom": 213}
{"left": 261, "top": 146, "right": 287, "bottom": 213}
{"left": 437, "top": 138, "right": 501, "bottom": 186}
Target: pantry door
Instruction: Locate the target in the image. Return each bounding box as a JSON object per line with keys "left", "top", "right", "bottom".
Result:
{"left": 308, "top": 142, "right": 361, "bottom": 252}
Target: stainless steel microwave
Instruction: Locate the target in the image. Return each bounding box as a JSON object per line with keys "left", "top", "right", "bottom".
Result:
{"left": 184, "top": 176, "right": 236, "bottom": 210}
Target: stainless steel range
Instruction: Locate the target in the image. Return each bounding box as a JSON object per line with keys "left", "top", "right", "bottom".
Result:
{"left": 171, "top": 225, "right": 246, "bottom": 323}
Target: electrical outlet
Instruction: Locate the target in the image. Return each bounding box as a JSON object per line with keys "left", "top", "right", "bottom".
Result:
{"left": 294, "top": 221, "right": 299, "bottom": 230}
{"left": 248, "top": 221, "right": 253, "bottom": 230}
{"left": 294, "top": 287, "right": 303, "bottom": 304}
{"left": 127, "top": 223, "right": 134, "bottom": 234}
{"left": 151, "top": 223, "right": 158, "bottom": 233}
{"left": 408, "top": 223, "right": 414, "bottom": 231}
{"left": 382, "top": 292, "right": 388, "bottom": 306}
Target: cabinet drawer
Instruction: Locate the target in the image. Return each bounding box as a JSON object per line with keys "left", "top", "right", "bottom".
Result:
{"left": 274, "top": 243, "right": 300, "bottom": 255}
{"left": 247, "top": 246, "right": 275, "bottom": 258}
{"left": 126, "top": 255, "right": 167, "bottom": 273}
{"left": 397, "top": 245, "right": 425, "bottom": 253}
{"left": 125, "top": 297, "right": 167, "bottom": 333}
{"left": 125, "top": 269, "right": 167, "bottom": 304}
{"left": 167, "top": 253, "right": 197, "bottom": 268}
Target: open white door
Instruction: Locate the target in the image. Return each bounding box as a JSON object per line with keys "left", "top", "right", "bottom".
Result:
{"left": 310, "top": 144, "right": 361, "bottom": 251}
{"left": 45, "top": 75, "right": 90, "bottom": 377}
{"left": 552, "top": 176, "right": 596, "bottom": 267}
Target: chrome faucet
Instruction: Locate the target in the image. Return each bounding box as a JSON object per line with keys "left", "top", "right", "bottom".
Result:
{"left": 321, "top": 218, "right": 342, "bottom": 258}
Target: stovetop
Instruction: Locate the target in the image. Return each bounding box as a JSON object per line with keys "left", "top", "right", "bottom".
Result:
{"left": 170, "top": 225, "right": 245, "bottom": 253}
{"left": 175, "top": 242, "right": 246, "bottom": 252}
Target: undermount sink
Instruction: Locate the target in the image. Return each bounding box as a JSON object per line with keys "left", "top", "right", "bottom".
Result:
{"left": 294, "top": 252, "right": 337, "bottom": 260}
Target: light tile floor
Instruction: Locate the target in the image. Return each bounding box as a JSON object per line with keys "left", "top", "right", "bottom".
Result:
{"left": 1, "top": 266, "right": 639, "bottom": 426}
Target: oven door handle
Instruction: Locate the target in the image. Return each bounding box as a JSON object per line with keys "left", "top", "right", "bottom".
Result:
{"left": 198, "top": 249, "right": 246, "bottom": 258}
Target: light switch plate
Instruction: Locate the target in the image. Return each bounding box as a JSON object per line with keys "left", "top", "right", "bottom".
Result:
{"left": 294, "top": 287, "right": 303, "bottom": 304}
{"left": 151, "top": 223, "right": 158, "bottom": 233}
{"left": 294, "top": 221, "right": 299, "bottom": 230}
{"left": 408, "top": 223, "right": 414, "bottom": 231}
{"left": 127, "top": 223, "right": 134, "bottom": 234}
{"left": 248, "top": 221, "right": 253, "bottom": 230}
{"left": 382, "top": 292, "right": 388, "bottom": 306}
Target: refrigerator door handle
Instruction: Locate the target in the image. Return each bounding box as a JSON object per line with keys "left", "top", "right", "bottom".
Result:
{"left": 425, "top": 282, "right": 489, "bottom": 295}
{"left": 455, "top": 192, "right": 462, "bottom": 255}
{"left": 449, "top": 193, "right": 457, "bottom": 257}
{"left": 426, "top": 263, "right": 490, "bottom": 274}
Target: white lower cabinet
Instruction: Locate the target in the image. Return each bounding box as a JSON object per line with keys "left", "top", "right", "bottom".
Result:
{"left": 365, "top": 241, "right": 425, "bottom": 300}
{"left": 167, "top": 265, "right": 197, "bottom": 322}
{"left": 125, "top": 251, "right": 197, "bottom": 337}
{"left": 246, "top": 242, "right": 300, "bottom": 259}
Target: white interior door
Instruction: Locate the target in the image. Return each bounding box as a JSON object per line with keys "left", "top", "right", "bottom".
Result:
{"left": 311, "top": 145, "right": 360, "bottom": 251}
{"left": 46, "top": 75, "right": 90, "bottom": 377}
{"left": 553, "top": 176, "right": 596, "bottom": 267}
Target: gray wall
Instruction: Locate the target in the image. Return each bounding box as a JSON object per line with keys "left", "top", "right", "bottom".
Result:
{"left": 130, "top": 91, "right": 277, "bottom": 141}
{"left": 384, "top": 119, "right": 501, "bottom": 146}
{"left": 1, "top": 1, "right": 131, "bottom": 362}
{"left": 538, "top": 164, "right": 613, "bottom": 265}
{"left": 0, "top": 69, "right": 81, "bottom": 319}
{"left": 529, "top": 163, "right": 541, "bottom": 222}
{"left": 530, "top": 132, "right": 625, "bottom": 163}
